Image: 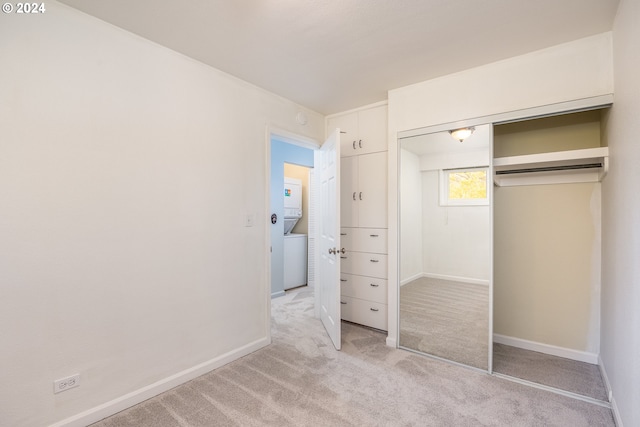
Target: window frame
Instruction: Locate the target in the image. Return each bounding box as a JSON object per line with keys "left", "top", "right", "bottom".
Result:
{"left": 439, "top": 166, "right": 490, "bottom": 206}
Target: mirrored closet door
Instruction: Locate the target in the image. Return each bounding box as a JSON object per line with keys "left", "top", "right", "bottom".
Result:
{"left": 398, "top": 124, "right": 492, "bottom": 371}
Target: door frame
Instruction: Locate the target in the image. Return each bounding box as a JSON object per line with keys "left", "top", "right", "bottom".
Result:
{"left": 264, "top": 124, "right": 320, "bottom": 344}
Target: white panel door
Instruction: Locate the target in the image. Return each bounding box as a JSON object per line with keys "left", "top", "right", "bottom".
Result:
{"left": 319, "top": 129, "right": 341, "bottom": 350}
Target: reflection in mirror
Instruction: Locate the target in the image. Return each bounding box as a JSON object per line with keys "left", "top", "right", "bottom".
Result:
{"left": 399, "top": 124, "right": 492, "bottom": 371}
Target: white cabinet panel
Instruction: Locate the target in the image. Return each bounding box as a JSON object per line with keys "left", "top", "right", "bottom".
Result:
{"left": 340, "top": 152, "right": 387, "bottom": 229}
{"left": 340, "top": 273, "right": 387, "bottom": 304}
{"left": 340, "top": 156, "right": 358, "bottom": 228}
{"left": 328, "top": 105, "right": 387, "bottom": 157}
{"left": 358, "top": 106, "right": 388, "bottom": 155}
{"left": 341, "top": 227, "right": 387, "bottom": 254}
{"left": 339, "top": 250, "right": 352, "bottom": 274}
{"left": 339, "top": 228, "right": 352, "bottom": 253}
{"left": 357, "top": 152, "right": 387, "bottom": 228}
{"left": 341, "top": 252, "right": 388, "bottom": 278}
{"left": 340, "top": 296, "right": 388, "bottom": 331}
{"left": 327, "top": 112, "right": 358, "bottom": 157}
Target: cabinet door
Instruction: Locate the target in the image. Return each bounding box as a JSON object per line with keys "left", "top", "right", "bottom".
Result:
{"left": 357, "top": 152, "right": 388, "bottom": 228}
{"left": 340, "top": 156, "right": 359, "bottom": 228}
{"left": 328, "top": 112, "right": 359, "bottom": 158}
{"left": 358, "top": 106, "right": 387, "bottom": 155}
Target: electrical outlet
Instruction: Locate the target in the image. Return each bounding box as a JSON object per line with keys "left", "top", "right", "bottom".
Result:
{"left": 54, "top": 374, "right": 80, "bottom": 394}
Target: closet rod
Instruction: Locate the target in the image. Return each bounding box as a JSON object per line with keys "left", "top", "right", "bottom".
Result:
{"left": 495, "top": 163, "right": 602, "bottom": 175}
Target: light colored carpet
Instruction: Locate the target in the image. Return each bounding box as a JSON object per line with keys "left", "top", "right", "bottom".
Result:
{"left": 90, "top": 287, "right": 614, "bottom": 426}
{"left": 493, "top": 343, "right": 609, "bottom": 402}
{"left": 400, "top": 277, "right": 489, "bottom": 370}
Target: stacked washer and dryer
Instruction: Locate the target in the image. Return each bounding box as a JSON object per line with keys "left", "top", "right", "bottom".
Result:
{"left": 283, "top": 177, "right": 307, "bottom": 290}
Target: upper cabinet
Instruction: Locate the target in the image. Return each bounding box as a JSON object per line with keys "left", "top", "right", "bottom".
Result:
{"left": 327, "top": 104, "right": 387, "bottom": 157}
{"left": 341, "top": 152, "right": 388, "bottom": 228}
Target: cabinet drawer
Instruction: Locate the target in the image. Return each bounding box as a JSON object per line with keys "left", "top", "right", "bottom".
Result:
{"left": 340, "top": 273, "right": 387, "bottom": 304}
{"left": 340, "top": 296, "right": 387, "bottom": 331}
{"left": 352, "top": 228, "right": 387, "bottom": 254}
{"left": 339, "top": 228, "right": 352, "bottom": 252}
{"left": 340, "top": 252, "right": 387, "bottom": 278}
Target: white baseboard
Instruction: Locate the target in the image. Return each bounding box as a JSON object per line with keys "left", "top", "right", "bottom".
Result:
{"left": 49, "top": 337, "right": 270, "bottom": 427}
{"left": 598, "top": 354, "right": 613, "bottom": 402}
{"left": 400, "top": 272, "right": 423, "bottom": 286}
{"left": 493, "top": 334, "right": 598, "bottom": 364}
{"left": 599, "top": 356, "right": 623, "bottom": 426}
{"left": 610, "top": 396, "right": 623, "bottom": 427}
{"left": 422, "top": 272, "right": 490, "bottom": 286}
{"left": 386, "top": 336, "right": 397, "bottom": 348}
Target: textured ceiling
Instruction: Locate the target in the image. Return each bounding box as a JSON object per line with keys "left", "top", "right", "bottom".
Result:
{"left": 58, "top": 0, "right": 619, "bottom": 115}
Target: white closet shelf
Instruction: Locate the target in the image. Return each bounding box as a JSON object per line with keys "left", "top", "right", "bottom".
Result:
{"left": 493, "top": 147, "right": 609, "bottom": 187}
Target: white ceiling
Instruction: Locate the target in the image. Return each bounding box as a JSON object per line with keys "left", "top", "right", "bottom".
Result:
{"left": 58, "top": 0, "right": 619, "bottom": 115}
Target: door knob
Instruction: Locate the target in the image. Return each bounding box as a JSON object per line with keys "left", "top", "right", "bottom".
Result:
{"left": 340, "top": 248, "right": 346, "bottom": 254}
{"left": 328, "top": 248, "right": 337, "bottom": 255}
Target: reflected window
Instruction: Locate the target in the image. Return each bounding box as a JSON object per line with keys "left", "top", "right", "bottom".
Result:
{"left": 440, "top": 167, "right": 489, "bottom": 206}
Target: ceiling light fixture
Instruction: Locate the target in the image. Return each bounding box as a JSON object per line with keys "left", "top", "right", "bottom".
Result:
{"left": 449, "top": 127, "right": 475, "bottom": 142}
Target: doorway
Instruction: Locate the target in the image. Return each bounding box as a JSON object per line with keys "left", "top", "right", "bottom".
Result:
{"left": 267, "top": 127, "right": 343, "bottom": 350}
{"left": 269, "top": 137, "right": 316, "bottom": 299}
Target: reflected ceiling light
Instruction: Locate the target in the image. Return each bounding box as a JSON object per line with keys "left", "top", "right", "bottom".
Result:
{"left": 449, "top": 127, "right": 475, "bottom": 142}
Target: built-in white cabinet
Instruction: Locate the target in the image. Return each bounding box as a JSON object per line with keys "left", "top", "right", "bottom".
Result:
{"left": 340, "top": 227, "right": 388, "bottom": 331}
{"left": 327, "top": 105, "right": 387, "bottom": 157}
{"left": 340, "top": 152, "right": 388, "bottom": 228}
{"left": 329, "top": 103, "right": 388, "bottom": 331}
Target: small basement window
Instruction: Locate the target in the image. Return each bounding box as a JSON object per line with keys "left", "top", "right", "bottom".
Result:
{"left": 440, "top": 167, "right": 489, "bottom": 206}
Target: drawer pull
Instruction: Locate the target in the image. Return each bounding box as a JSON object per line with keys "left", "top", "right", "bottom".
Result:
{"left": 340, "top": 256, "right": 347, "bottom": 259}
{"left": 359, "top": 192, "right": 363, "bottom": 200}
{"left": 340, "top": 232, "right": 347, "bottom": 236}
{"left": 370, "top": 308, "right": 379, "bottom": 312}
{"left": 370, "top": 259, "right": 379, "bottom": 263}
{"left": 369, "top": 234, "right": 379, "bottom": 237}
{"left": 352, "top": 140, "right": 357, "bottom": 150}
{"left": 340, "top": 279, "right": 347, "bottom": 282}
{"left": 341, "top": 301, "right": 347, "bottom": 305}
{"left": 370, "top": 283, "right": 379, "bottom": 287}
{"left": 358, "top": 139, "right": 362, "bottom": 148}
{"left": 352, "top": 192, "right": 356, "bottom": 201}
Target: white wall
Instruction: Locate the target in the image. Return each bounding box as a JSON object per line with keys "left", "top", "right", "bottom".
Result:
{"left": 601, "top": 0, "right": 640, "bottom": 425}
{"left": 387, "top": 33, "right": 614, "bottom": 347}
{"left": 389, "top": 33, "right": 613, "bottom": 133}
{"left": 0, "top": 3, "right": 324, "bottom": 426}
{"left": 494, "top": 183, "right": 601, "bottom": 354}
{"left": 421, "top": 171, "right": 490, "bottom": 282}
{"left": 399, "top": 149, "right": 423, "bottom": 283}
